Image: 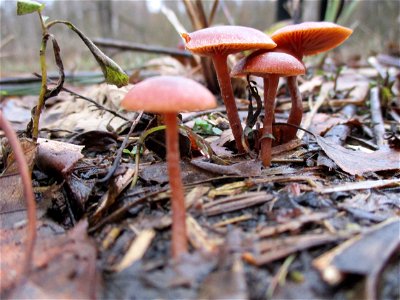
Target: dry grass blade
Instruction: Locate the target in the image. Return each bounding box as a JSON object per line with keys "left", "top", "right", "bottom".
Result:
{"left": 112, "top": 229, "right": 156, "bottom": 273}
{"left": 204, "top": 191, "right": 273, "bottom": 216}
{"left": 187, "top": 214, "right": 221, "bottom": 253}
{"left": 257, "top": 211, "right": 336, "bottom": 238}
{"left": 243, "top": 233, "right": 353, "bottom": 266}
{"left": 318, "top": 178, "right": 400, "bottom": 194}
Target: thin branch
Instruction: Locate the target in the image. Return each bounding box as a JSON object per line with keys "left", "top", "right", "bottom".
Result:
{"left": 92, "top": 38, "right": 193, "bottom": 58}
{"left": 98, "top": 112, "right": 143, "bottom": 183}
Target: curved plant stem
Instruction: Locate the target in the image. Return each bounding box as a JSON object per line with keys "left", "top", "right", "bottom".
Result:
{"left": 0, "top": 111, "right": 37, "bottom": 279}
{"left": 260, "top": 76, "right": 279, "bottom": 167}
{"left": 282, "top": 76, "right": 303, "bottom": 143}
{"left": 212, "top": 53, "right": 245, "bottom": 153}
{"left": 164, "top": 113, "right": 188, "bottom": 259}
{"left": 31, "top": 33, "right": 49, "bottom": 141}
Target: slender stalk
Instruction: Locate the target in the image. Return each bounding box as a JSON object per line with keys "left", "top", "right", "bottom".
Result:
{"left": 31, "top": 34, "right": 49, "bottom": 141}
{"left": 164, "top": 113, "right": 188, "bottom": 259}
{"left": 212, "top": 53, "right": 245, "bottom": 153}
{"left": 283, "top": 76, "right": 303, "bottom": 143}
{"left": 0, "top": 111, "right": 36, "bottom": 279}
{"left": 261, "top": 76, "right": 279, "bottom": 166}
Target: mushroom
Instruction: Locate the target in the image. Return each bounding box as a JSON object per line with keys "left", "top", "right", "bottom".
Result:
{"left": 182, "top": 26, "right": 276, "bottom": 153}
{"left": 121, "top": 75, "right": 216, "bottom": 259}
{"left": 231, "top": 51, "right": 305, "bottom": 166}
{"left": 271, "top": 21, "right": 353, "bottom": 143}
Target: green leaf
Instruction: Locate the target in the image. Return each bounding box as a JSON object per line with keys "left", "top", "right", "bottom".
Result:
{"left": 193, "top": 118, "right": 222, "bottom": 136}
{"left": 62, "top": 22, "right": 128, "bottom": 87}
{"left": 17, "top": 0, "right": 44, "bottom": 15}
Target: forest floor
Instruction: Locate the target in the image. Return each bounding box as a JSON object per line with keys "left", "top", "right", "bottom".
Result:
{"left": 0, "top": 53, "right": 399, "bottom": 299}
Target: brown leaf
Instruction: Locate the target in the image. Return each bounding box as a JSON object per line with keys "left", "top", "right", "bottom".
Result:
{"left": 2, "top": 220, "right": 99, "bottom": 299}
{"left": 0, "top": 139, "right": 37, "bottom": 213}
{"left": 36, "top": 138, "right": 84, "bottom": 176}
{"left": 316, "top": 136, "right": 400, "bottom": 175}
{"left": 191, "top": 159, "right": 262, "bottom": 176}
{"left": 139, "top": 161, "right": 214, "bottom": 184}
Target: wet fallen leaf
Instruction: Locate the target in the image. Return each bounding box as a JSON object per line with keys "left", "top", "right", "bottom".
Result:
{"left": 0, "top": 138, "right": 36, "bottom": 213}
{"left": 139, "top": 160, "right": 214, "bottom": 184}
{"left": 1, "top": 220, "right": 98, "bottom": 299}
{"left": 69, "top": 130, "right": 118, "bottom": 153}
{"left": 191, "top": 159, "right": 262, "bottom": 176}
{"left": 36, "top": 138, "right": 84, "bottom": 176}
{"left": 316, "top": 136, "right": 400, "bottom": 175}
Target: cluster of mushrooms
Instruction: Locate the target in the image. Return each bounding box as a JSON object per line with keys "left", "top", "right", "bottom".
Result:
{"left": 121, "top": 22, "right": 353, "bottom": 260}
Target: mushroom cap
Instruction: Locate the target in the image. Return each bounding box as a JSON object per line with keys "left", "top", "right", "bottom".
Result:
{"left": 182, "top": 26, "right": 276, "bottom": 56}
{"left": 271, "top": 21, "right": 353, "bottom": 58}
{"left": 231, "top": 50, "right": 305, "bottom": 78}
{"left": 121, "top": 76, "right": 216, "bottom": 113}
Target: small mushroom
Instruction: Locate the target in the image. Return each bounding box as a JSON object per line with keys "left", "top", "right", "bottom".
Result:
{"left": 231, "top": 51, "right": 305, "bottom": 166}
{"left": 182, "top": 26, "right": 276, "bottom": 153}
{"left": 121, "top": 75, "right": 216, "bottom": 259}
{"left": 271, "top": 21, "right": 353, "bottom": 142}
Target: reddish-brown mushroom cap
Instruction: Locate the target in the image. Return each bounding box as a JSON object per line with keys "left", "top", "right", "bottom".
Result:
{"left": 182, "top": 26, "right": 276, "bottom": 153}
{"left": 121, "top": 75, "right": 216, "bottom": 113}
{"left": 271, "top": 21, "right": 353, "bottom": 58}
{"left": 182, "top": 26, "right": 277, "bottom": 56}
{"left": 231, "top": 51, "right": 305, "bottom": 78}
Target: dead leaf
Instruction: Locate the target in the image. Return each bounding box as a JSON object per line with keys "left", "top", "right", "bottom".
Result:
{"left": 308, "top": 113, "right": 350, "bottom": 136}
{"left": 139, "top": 160, "right": 214, "bottom": 184}
{"left": 0, "top": 139, "right": 36, "bottom": 213}
{"left": 36, "top": 138, "right": 84, "bottom": 176}
{"left": 316, "top": 136, "right": 400, "bottom": 175}
{"left": 1, "top": 220, "right": 99, "bottom": 299}
{"left": 191, "top": 159, "right": 262, "bottom": 176}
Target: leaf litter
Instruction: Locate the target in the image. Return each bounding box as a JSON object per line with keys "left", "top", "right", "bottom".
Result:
{"left": 1, "top": 49, "right": 400, "bottom": 300}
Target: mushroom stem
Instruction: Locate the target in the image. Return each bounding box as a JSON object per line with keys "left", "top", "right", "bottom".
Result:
{"left": 283, "top": 76, "right": 303, "bottom": 142}
{"left": 164, "top": 112, "right": 188, "bottom": 259}
{"left": 0, "top": 111, "right": 36, "bottom": 279}
{"left": 212, "top": 53, "right": 245, "bottom": 153}
{"left": 261, "top": 75, "right": 279, "bottom": 166}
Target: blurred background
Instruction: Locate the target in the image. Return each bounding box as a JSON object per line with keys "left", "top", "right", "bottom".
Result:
{"left": 0, "top": 0, "right": 399, "bottom": 76}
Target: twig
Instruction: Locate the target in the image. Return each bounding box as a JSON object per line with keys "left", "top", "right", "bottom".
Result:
{"left": 0, "top": 111, "right": 37, "bottom": 280}
{"left": 98, "top": 112, "right": 143, "bottom": 183}
{"left": 370, "top": 86, "right": 387, "bottom": 149}
{"left": 92, "top": 38, "right": 193, "bottom": 58}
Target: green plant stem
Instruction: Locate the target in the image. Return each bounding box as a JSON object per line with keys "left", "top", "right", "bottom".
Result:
{"left": 31, "top": 33, "right": 49, "bottom": 141}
